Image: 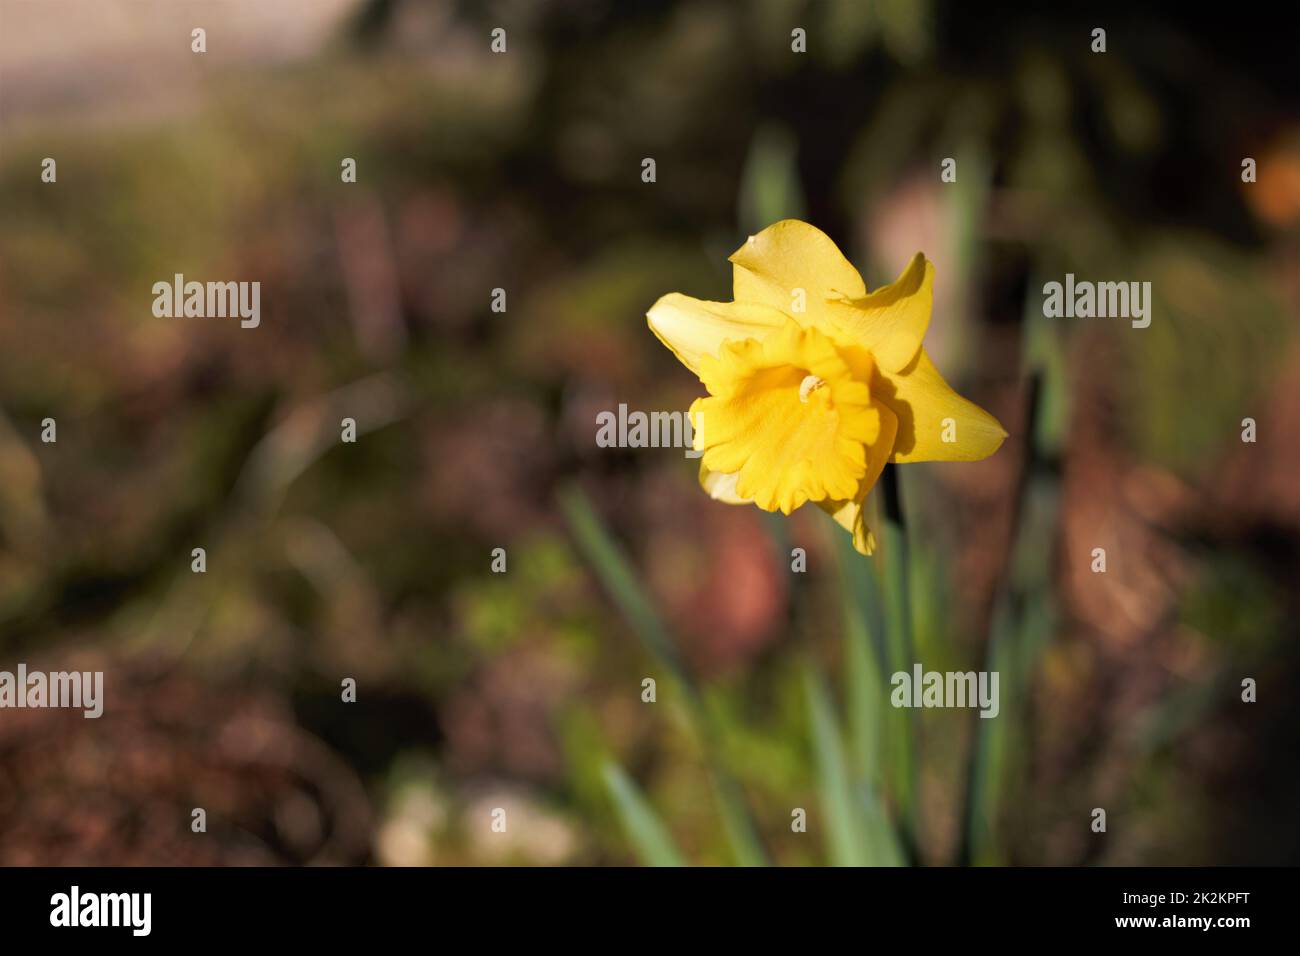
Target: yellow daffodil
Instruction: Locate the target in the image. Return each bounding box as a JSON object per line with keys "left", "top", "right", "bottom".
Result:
{"left": 647, "top": 219, "right": 1007, "bottom": 555}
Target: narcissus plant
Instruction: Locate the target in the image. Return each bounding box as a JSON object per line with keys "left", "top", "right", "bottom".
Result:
{"left": 647, "top": 220, "right": 1007, "bottom": 554}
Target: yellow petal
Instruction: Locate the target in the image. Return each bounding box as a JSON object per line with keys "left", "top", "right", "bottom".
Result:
{"left": 646, "top": 293, "right": 790, "bottom": 376}
{"left": 818, "top": 401, "right": 898, "bottom": 554}
{"left": 821, "top": 253, "right": 933, "bottom": 372}
{"left": 729, "top": 219, "right": 866, "bottom": 312}
{"left": 825, "top": 499, "right": 875, "bottom": 555}
{"left": 876, "top": 348, "right": 1007, "bottom": 463}
{"left": 697, "top": 460, "right": 751, "bottom": 505}
{"left": 695, "top": 322, "right": 880, "bottom": 515}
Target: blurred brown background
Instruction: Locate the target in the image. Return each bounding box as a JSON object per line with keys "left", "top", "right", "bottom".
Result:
{"left": 1, "top": 0, "right": 1298, "bottom": 865}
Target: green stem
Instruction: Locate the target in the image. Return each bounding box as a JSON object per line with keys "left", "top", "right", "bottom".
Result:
{"left": 880, "top": 465, "right": 920, "bottom": 861}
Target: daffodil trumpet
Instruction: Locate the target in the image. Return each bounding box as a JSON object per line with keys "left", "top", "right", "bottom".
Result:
{"left": 646, "top": 220, "right": 1007, "bottom": 554}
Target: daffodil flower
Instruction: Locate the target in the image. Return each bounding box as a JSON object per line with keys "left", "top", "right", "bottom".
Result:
{"left": 647, "top": 219, "right": 1007, "bottom": 555}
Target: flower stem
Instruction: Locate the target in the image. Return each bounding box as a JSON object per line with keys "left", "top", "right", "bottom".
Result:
{"left": 880, "top": 464, "right": 920, "bottom": 861}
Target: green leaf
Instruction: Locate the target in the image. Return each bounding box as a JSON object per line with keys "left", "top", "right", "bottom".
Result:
{"left": 833, "top": 521, "right": 884, "bottom": 785}
{"left": 804, "top": 664, "right": 868, "bottom": 867}
{"left": 832, "top": 518, "right": 907, "bottom": 867}
{"left": 557, "top": 484, "right": 689, "bottom": 685}
{"left": 602, "top": 762, "right": 687, "bottom": 867}
{"left": 738, "top": 124, "right": 806, "bottom": 236}
{"left": 559, "top": 483, "right": 769, "bottom": 867}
